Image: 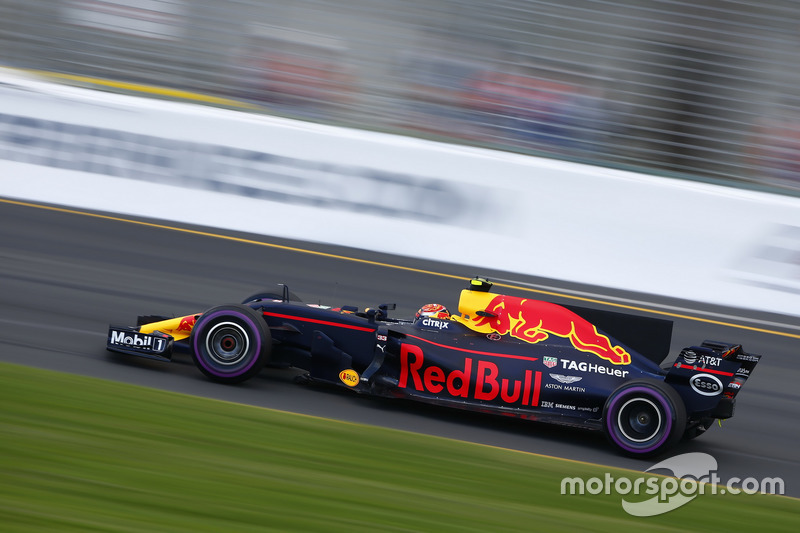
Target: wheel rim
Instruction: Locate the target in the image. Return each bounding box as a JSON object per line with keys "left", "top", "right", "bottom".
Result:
{"left": 617, "top": 397, "right": 662, "bottom": 443}
{"left": 205, "top": 321, "right": 250, "bottom": 366}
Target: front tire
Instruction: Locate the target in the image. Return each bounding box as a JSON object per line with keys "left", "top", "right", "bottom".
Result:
{"left": 190, "top": 304, "right": 271, "bottom": 383}
{"left": 603, "top": 379, "right": 686, "bottom": 458}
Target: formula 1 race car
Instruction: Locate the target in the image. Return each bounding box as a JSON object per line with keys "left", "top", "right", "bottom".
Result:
{"left": 107, "top": 277, "right": 762, "bottom": 457}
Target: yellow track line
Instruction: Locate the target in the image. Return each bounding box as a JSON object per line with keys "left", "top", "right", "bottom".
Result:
{"left": 23, "top": 69, "right": 260, "bottom": 110}
{"left": 5, "top": 197, "right": 798, "bottom": 502}
{"left": 3, "top": 197, "right": 798, "bottom": 339}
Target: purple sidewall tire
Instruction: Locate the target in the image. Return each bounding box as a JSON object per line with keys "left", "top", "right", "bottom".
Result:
{"left": 190, "top": 305, "right": 270, "bottom": 383}
{"left": 603, "top": 380, "right": 686, "bottom": 457}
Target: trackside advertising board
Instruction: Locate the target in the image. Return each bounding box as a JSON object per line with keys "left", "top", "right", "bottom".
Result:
{"left": 1, "top": 69, "right": 799, "bottom": 316}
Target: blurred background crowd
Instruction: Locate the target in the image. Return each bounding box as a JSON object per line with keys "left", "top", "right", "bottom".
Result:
{"left": 2, "top": 0, "right": 800, "bottom": 194}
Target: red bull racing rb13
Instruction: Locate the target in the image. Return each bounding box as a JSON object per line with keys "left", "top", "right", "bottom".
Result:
{"left": 106, "top": 277, "right": 762, "bottom": 457}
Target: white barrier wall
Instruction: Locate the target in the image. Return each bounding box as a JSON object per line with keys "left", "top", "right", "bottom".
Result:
{"left": 1, "top": 70, "right": 798, "bottom": 317}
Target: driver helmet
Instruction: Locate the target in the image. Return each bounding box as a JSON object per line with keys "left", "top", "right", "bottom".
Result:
{"left": 415, "top": 303, "right": 450, "bottom": 320}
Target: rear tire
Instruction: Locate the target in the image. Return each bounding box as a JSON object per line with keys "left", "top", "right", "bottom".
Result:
{"left": 603, "top": 379, "right": 686, "bottom": 458}
{"left": 190, "top": 305, "right": 271, "bottom": 383}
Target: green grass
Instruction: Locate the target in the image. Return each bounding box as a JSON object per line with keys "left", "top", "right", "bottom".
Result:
{"left": 0, "top": 362, "right": 796, "bottom": 532}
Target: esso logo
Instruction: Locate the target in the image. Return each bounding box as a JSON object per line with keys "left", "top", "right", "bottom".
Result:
{"left": 690, "top": 373, "right": 723, "bottom": 396}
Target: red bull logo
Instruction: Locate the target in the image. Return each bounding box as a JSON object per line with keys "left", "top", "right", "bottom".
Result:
{"left": 398, "top": 344, "right": 542, "bottom": 406}
{"left": 176, "top": 315, "right": 197, "bottom": 333}
{"left": 471, "top": 295, "right": 631, "bottom": 365}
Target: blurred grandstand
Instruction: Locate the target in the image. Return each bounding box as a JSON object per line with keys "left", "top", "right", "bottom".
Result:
{"left": 2, "top": 0, "right": 799, "bottom": 193}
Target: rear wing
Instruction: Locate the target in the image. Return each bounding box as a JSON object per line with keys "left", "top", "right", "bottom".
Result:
{"left": 667, "top": 340, "right": 762, "bottom": 419}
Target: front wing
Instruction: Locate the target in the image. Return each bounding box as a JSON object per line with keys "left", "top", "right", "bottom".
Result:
{"left": 107, "top": 326, "right": 174, "bottom": 361}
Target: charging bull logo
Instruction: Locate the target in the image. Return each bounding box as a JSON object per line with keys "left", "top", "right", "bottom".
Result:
{"left": 176, "top": 315, "right": 197, "bottom": 332}
{"left": 472, "top": 295, "right": 631, "bottom": 365}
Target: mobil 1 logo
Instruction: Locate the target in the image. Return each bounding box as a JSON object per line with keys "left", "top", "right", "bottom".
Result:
{"left": 108, "top": 329, "right": 168, "bottom": 353}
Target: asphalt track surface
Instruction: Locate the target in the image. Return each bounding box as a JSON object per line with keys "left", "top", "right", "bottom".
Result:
{"left": 2, "top": 198, "right": 799, "bottom": 498}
